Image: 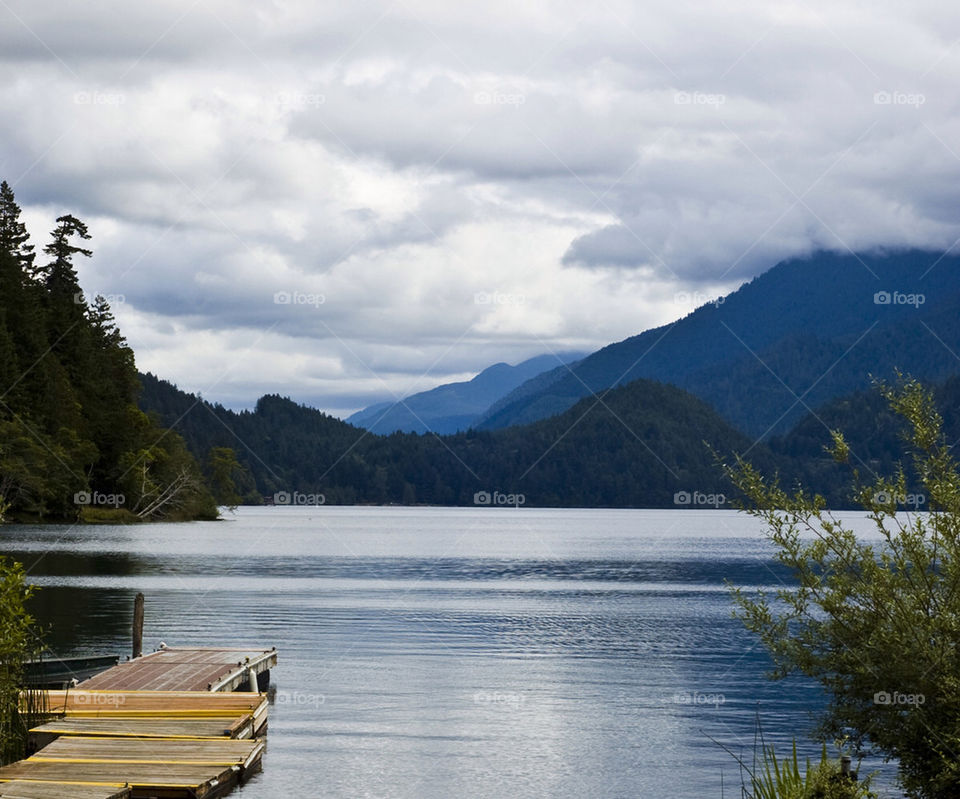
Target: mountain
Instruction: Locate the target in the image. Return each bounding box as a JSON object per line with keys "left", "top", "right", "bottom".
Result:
{"left": 139, "top": 369, "right": 959, "bottom": 510}
{"left": 476, "top": 249, "right": 960, "bottom": 438}
{"left": 140, "top": 372, "right": 762, "bottom": 507}
{"left": 346, "top": 352, "right": 585, "bottom": 434}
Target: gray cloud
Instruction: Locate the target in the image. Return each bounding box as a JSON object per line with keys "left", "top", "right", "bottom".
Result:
{"left": 2, "top": 0, "right": 959, "bottom": 413}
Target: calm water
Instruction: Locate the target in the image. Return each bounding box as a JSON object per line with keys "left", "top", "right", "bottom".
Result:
{"left": 2, "top": 508, "right": 901, "bottom": 797}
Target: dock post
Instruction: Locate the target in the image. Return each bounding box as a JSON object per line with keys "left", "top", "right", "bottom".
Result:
{"left": 841, "top": 755, "right": 855, "bottom": 781}
{"left": 247, "top": 667, "right": 258, "bottom": 692}
{"left": 132, "top": 592, "right": 144, "bottom": 659}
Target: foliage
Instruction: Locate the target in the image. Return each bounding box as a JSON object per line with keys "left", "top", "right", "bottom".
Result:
{"left": 0, "top": 557, "right": 43, "bottom": 764}
{"left": 0, "top": 181, "right": 216, "bottom": 522}
{"left": 733, "top": 741, "right": 875, "bottom": 799}
{"left": 723, "top": 378, "right": 960, "bottom": 798}
{"left": 205, "top": 446, "right": 255, "bottom": 508}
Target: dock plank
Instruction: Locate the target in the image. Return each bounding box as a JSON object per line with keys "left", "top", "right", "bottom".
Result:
{"left": 0, "top": 760, "right": 238, "bottom": 798}
{"left": 46, "top": 690, "right": 265, "bottom": 716}
{"left": 33, "top": 735, "right": 263, "bottom": 769}
{"left": 29, "top": 716, "right": 253, "bottom": 750}
{"left": 0, "top": 783, "right": 130, "bottom": 799}
{"left": 78, "top": 649, "right": 276, "bottom": 693}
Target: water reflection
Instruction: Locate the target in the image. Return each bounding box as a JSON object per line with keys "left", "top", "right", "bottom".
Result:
{"left": 0, "top": 509, "right": 902, "bottom": 798}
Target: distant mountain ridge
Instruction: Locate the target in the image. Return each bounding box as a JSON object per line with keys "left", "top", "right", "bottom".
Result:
{"left": 139, "top": 371, "right": 758, "bottom": 506}
{"left": 476, "top": 249, "right": 960, "bottom": 437}
{"left": 346, "top": 351, "right": 585, "bottom": 434}
{"left": 139, "top": 368, "right": 960, "bottom": 509}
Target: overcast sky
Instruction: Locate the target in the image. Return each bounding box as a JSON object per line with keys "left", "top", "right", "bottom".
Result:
{"left": 2, "top": 0, "right": 958, "bottom": 417}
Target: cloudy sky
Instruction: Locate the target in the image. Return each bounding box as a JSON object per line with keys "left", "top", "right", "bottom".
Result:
{"left": 2, "top": 0, "right": 958, "bottom": 417}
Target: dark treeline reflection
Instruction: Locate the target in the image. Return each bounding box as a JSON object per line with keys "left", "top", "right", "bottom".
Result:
{"left": 29, "top": 587, "right": 133, "bottom": 656}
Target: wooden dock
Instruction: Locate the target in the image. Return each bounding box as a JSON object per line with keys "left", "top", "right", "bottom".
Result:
{"left": 78, "top": 648, "right": 277, "bottom": 693}
{"left": 1, "top": 648, "right": 278, "bottom": 799}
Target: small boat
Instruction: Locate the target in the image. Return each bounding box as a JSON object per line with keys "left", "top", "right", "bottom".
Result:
{"left": 24, "top": 655, "right": 120, "bottom": 688}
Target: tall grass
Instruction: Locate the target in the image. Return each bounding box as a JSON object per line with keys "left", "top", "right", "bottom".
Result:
{"left": 716, "top": 717, "right": 876, "bottom": 799}
{"left": 740, "top": 741, "right": 875, "bottom": 799}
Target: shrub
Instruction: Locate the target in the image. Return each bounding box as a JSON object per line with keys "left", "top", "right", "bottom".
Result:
{"left": 722, "top": 378, "right": 960, "bottom": 798}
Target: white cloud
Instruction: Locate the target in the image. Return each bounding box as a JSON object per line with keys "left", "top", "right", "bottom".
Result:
{"left": 1, "top": 0, "right": 958, "bottom": 414}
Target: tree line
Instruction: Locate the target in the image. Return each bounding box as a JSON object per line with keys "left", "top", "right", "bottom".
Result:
{"left": 0, "top": 181, "right": 217, "bottom": 522}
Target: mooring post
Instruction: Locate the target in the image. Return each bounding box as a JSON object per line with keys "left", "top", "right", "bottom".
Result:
{"left": 841, "top": 755, "right": 854, "bottom": 780}
{"left": 132, "top": 592, "right": 144, "bottom": 659}
{"left": 247, "top": 667, "right": 258, "bottom": 693}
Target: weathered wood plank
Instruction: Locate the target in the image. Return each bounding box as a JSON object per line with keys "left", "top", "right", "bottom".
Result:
{"left": 78, "top": 649, "right": 277, "bottom": 693}
{"left": 45, "top": 690, "right": 265, "bottom": 716}
{"left": 0, "top": 761, "right": 238, "bottom": 798}
{"left": 29, "top": 715, "right": 253, "bottom": 750}
{"left": 0, "top": 782, "right": 130, "bottom": 799}
{"left": 34, "top": 735, "right": 263, "bottom": 769}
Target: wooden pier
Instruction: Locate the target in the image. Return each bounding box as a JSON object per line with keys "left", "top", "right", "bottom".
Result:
{"left": 77, "top": 648, "right": 277, "bottom": 693}
{"left": 0, "top": 648, "right": 278, "bottom": 799}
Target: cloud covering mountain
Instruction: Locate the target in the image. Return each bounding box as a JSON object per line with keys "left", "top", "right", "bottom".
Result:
{"left": 2, "top": 0, "right": 958, "bottom": 413}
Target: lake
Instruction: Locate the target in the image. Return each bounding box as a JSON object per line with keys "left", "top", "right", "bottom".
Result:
{"left": 1, "top": 507, "right": 901, "bottom": 797}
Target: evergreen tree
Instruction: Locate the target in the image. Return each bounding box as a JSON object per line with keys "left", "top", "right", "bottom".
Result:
{"left": 206, "top": 447, "right": 246, "bottom": 507}
{"left": 42, "top": 214, "right": 91, "bottom": 319}
{"left": 41, "top": 215, "right": 94, "bottom": 428}
{"left": 0, "top": 181, "right": 35, "bottom": 276}
{"left": 83, "top": 295, "right": 140, "bottom": 492}
{"left": 0, "top": 185, "right": 47, "bottom": 415}
{"left": 0, "top": 182, "right": 218, "bottom": 522}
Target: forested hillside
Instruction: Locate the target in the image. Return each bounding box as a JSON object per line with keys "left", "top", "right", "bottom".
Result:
{"left": 141, "top": 372, "right": 758, "bottom": 507}
{"left": 477, "top": 250, "right": 960, "bottom": 437}
{"left": 0, "top": 182, "right": 216, "bottom": 522}
{"left": 141, "top": 369, "right": 960, "bottom": 510}
{"left": 769, "top": 374, "right": 960, "bottom": 507}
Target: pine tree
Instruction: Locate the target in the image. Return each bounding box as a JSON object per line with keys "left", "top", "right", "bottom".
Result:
{"left": 84, "top": 295, "right": 140, "bottom": 491}
{"left": 0, "top": 317, "right": 19, "bottom": 415}
{"left": 0, "top": 249, "right": 46, "bottom": 419}
{"left": 41, "top": 215, "right": 93, "bottom": 394}
{"left": 42, "top": 214, "right": 91, "bottom": 299}
{"left": 0, "top": 181, "right": 35, "bottom": 276}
